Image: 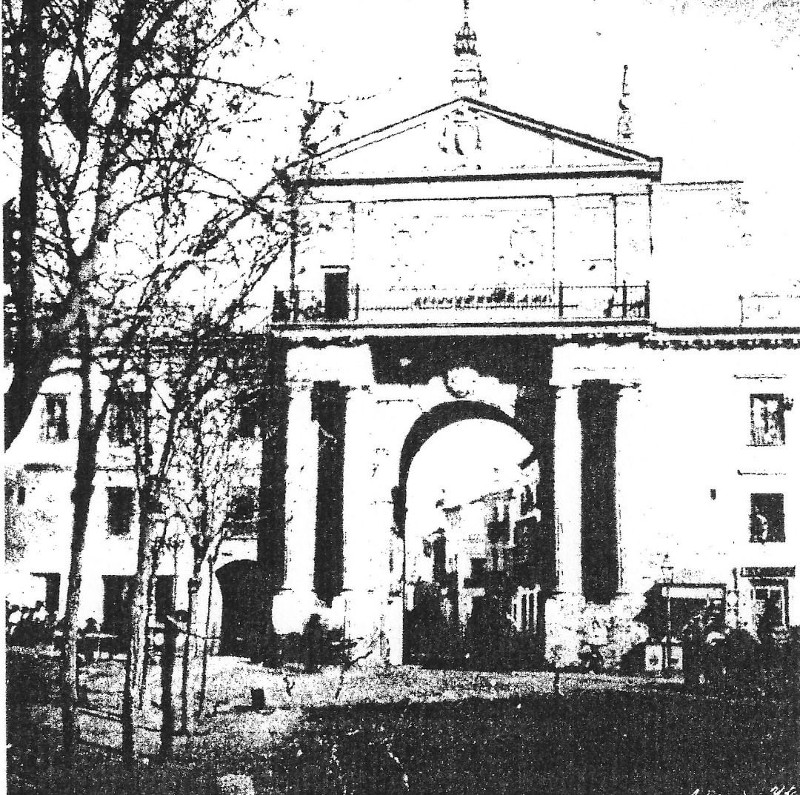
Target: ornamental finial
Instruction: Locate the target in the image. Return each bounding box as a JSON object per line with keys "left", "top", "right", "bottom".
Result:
{"left": 617, "top": 64, "right": 633, "bottom": 144}
{"left": 452, "top": 0, "right": 486, "bottom": 98}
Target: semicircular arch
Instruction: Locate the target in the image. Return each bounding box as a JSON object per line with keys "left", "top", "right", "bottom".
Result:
{"left": 393, "top": 400, "right": 534, "bottom": 535}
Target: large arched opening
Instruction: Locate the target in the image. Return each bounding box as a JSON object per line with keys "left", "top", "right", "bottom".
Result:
{"left": 396, "top": 402, "right": 543, "bottom": 668}
{"left": 216, "top": 559, "right": 263, "bottom": 657}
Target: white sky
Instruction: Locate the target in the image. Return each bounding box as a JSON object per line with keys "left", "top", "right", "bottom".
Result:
{"left": 254, "top": 0, "right": 798, "bottom": 179}
{"left": 405, "top": 419, "right": 534, "bottom": 538}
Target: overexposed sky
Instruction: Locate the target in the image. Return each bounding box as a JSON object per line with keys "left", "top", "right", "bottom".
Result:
{"left": 405, "top": 419, "right": 534, "bottom": 538}
{"left": 252, "top": 0, "right": 799, "bottom": 183}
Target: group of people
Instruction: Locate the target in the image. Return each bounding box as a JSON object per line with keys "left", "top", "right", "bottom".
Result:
{"left": 6, "top": 601, "right": 58, "bottom": 647}
{"left": 6, "top": 601, "right": 112, "bottom": 661}
{"left": 681, "top": 597, "right": 795, "bottom": 690}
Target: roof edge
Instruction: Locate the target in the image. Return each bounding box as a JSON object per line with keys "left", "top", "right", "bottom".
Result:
{"left": 287, "top": 96, "right": 663, "bottom": 176}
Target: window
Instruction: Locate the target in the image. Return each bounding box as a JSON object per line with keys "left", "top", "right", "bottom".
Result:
{"left": 465, "top": 557, "right": 487, "bottom": 588}
{"left": 33, "top": 573, "right": 61, "bottom": 615}
{"left": 752, "top": 580, "right": 788, "bottom": 633}
{"left": 511, "top": 586, "right": 539, "bottom": 633}
{"left": 519, "top": 483, "right": 536, "bottom": 517}
{"left": 750, "top": 493, "right": 785, "bottom": 543}
{"left": 486, "top": 500, "right": 510, "bottom": 544}
{"left": 324, "top": 271, "right": 350, "bottom": 321}
{"left": 432, "top": 534, "right": 447, "bottom": 584}
{"left": 107, "top": 394, "right": 137, "bottom": 446}
{"left": 42, "top": 394, "right": 69, "bottom": 441}
{"left": 233, "top": 393, "right": 261, "bottom": 439}
{"left": 107, "top": 486, "right": 135, "bottom": 536}
{"left": 750, "top": 394, "right": 785, "bottom": 446}
{"left": 102, "top": 575, "right": 133, "bottom": 635}
{"left": 226, "top": 488, "right": 258, "bottom": 535}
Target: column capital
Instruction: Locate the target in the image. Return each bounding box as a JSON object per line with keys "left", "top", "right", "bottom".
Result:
{"left": 614, "top": 379, "right": 642, "bottom": 391}
{"left": 286, "top": 376, "right": 314, "bottom": 391}
{"left": 549, "top": 379, "right": 582, "bottom": 392}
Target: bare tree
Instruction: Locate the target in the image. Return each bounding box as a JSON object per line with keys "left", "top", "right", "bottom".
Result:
{"left": 166, "top": 378, "right": 258, "bottom": 736}
{"left": 2, "top": 0, "right": 303, "bottom": 760}
{"left": 4, "top": 0, "right": 345, "bottom": 762}
{"left": 119, "top": 311, "right": 235, "bottom": 763}
{"left": 2, "top": 0, "right": 288, "bottom": 450}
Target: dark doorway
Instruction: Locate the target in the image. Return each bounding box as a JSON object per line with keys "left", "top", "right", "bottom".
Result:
{"left": 324, "top": 271, "right": 350, "bottom": 321}
{"left": 217, "top": 560, "right": 262, "bottom": 657}
{"left": 102, "top": 575, "right": 133, "bottom": 635}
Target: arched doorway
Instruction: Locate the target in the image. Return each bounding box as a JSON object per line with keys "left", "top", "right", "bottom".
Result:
{"left": 216, "top": 560, "right": 263, "bottom": 657}
{"left": 396, "top": 402, "right": 542, "bottom": 668}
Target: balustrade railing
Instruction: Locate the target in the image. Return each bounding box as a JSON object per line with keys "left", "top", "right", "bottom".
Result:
{"left": 272, "top": 282, "right": 650, "bottom": 325}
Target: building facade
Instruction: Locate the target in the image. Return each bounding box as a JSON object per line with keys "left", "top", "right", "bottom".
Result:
{"left": 6, "top": 16, "right": 800, "bottom": 670}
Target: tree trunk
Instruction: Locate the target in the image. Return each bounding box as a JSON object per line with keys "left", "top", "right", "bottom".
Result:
{"left": 60, "top": 311, "right": 99, "bottom": 760}
{"left": 122, "top": 353, "right": 156, "bottom": 768}
{"left": 138, "top": 572, "right": 157, "bottom": 710}
{"left": 197, "top": 559, "right": 215, "bottom": 718}
{"left": 5, "top": 0, "right": 46, "bottom": 451}
{"left": 180, "top": 577, "right": 199, "bottom": 734}
{"left": 160, "top": 616, "right": 178, "bottom": 759}
{"left": 121, "top": 541, "right": 155, "bottom": 766}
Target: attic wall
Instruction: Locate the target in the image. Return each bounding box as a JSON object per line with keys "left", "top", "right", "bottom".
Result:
{"left": 294, "top": 194, "right": 654, "bottom": 295}
{"left": 650, "top": 182, "right": 748, "bottom": 328}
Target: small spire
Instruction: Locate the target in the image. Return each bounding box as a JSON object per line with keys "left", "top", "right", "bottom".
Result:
{"left": 452, "top": 0, "right": 487, "bottom": 99}
{"left": 617, "top": 64, "right": 633, "bottom": 144}
{"left": 454, "top": 0, "right": 477, "bottom": 57}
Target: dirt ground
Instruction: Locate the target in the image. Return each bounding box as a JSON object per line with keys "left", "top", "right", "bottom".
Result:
{"left": 7, "top": 650, "right": 798, "bottom": 794}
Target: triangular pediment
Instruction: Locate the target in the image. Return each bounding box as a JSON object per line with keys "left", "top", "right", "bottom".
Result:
{"left": 293, "top": 97, "right": 661, "bottom": 184}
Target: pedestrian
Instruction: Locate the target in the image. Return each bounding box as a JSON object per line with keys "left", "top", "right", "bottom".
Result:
{"left": 682, "top": 611, "right": 704, "bottom": 688}
{"left": 79, "top": 617, "right": 100, "bottom": 664}
{"left": 7, "top": 604, "right": 22, "bottom": 643}
{"left": 303, "top": 613, "right": 325, "bottom": 673}
{"left": 32, "top": 600, "right": 47, "bottom": 623}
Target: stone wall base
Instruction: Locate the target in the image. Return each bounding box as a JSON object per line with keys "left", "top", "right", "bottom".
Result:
{"left": 271, "top": 588, "right": 328, "bottom": 635}
{"left": 544, "top": 593, "right": 586, "bottom": 666}
{"left": 543, "top": 592, "right": 649, "bottom": 670}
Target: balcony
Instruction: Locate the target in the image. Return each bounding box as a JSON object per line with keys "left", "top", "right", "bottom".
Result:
{"left": 271, "top": 283, "right": 650, "bottom": 326}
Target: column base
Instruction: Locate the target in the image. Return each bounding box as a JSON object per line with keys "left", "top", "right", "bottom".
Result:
{"left": 272, "top": 588, "right": 327, "bottom": 635}
{"left": 339, "top": 590, "right": 400, "bottom": 666}
{"left": 544, "top": 592, "right": 586, "bottom": 666}
{"left": 545, "top": 592, "right": 650, "bottom": 671}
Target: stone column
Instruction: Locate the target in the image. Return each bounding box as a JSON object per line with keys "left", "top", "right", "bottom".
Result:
{"left": 545, "top": 381, "right": 584, "bottom": 665}
{"left": 312, "top": 381, "right": 349, "bottom": 608}
{"left": 272, "top": 380, "right": 320, "bottom": 634}
{"left": 605, "top": 381, "right": 650, "bottom": 667}
{"left": 614, "top": 381, "right": 642, "bottom": 596}
{"left": 340, "top": 390, "right": 406, "bottom": 665}
{"left": 553, "top": 383, "right": 583, "bottom": 595}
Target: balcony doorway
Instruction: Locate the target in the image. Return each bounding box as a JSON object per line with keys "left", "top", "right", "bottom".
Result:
{"left": 324, "top": 270, "right": 350, "bottom": 321}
